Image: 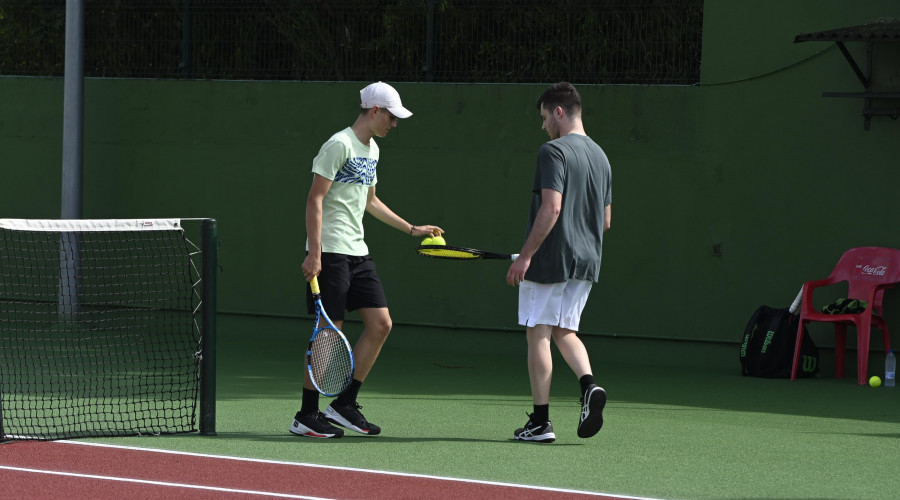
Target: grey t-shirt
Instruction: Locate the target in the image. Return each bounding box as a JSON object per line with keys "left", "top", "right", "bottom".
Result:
{"left": 524, "top": 134, "right": 612, "bottom": 284}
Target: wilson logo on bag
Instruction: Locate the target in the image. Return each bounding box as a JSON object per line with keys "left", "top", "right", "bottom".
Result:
{"left": 740, "top": 305, "right": 819, "bottom": 378}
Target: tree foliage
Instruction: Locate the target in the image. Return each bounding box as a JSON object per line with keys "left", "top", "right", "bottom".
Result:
{"left": 0, "top": 0, "right": 702, "bottom": 83}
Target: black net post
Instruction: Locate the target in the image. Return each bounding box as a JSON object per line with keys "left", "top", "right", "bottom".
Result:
{"left": 199, "top": 218, "right": 217, "bottom": 436}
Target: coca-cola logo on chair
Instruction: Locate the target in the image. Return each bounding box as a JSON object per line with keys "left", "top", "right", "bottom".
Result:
{"left": 856, "top": 259, "right": 889, "bottom": 280}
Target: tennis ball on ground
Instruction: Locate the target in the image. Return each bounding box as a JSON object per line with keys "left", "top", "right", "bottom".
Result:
{"left": 869, "top": 375, "right": 882, "bottom": 387}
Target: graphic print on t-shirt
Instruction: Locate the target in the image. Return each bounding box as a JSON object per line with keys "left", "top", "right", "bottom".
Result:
{"left": 334, "top": 157, "right": 377, "bottom": 186}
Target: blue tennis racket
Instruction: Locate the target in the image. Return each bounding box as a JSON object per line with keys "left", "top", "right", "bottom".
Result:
{"left": 307, "top": 276, "right": 354, "bottom": 396}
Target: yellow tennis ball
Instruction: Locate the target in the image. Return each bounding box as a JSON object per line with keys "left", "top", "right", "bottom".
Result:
{"left": 431, "top": 235, "right": 446, "bottom": 246}
{"left": 869, "top": 375, "right": 882, "bottom": 387}
{"left": 421, "top": 236, "right": 434, "bottom": 246}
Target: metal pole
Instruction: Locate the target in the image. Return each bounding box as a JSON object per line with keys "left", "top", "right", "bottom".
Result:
{"left": 199, "top": 219, "right": 217, "bottom": 436}
{"left": 61, "top": 0, "right": 84, "bottom": 219}
{"left": 59, "top": 0, "right": 84, "bottom": 320}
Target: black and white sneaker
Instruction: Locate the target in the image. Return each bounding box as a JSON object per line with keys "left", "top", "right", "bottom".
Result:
{"left": 513, "top": 413, "right": 556, "bottom": 443}
{"left": 289, "top": 411, "right": 344, "bottom": 438}
{"left": 577, "top": 384, "right": 606, "bottom": 438}
{"left": 324, "top": 402, "right": 381, "bottom": 436}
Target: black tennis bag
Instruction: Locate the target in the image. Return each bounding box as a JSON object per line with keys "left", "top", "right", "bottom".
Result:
{"left": 740, "top": 306, "right": 819, "bottom": 378}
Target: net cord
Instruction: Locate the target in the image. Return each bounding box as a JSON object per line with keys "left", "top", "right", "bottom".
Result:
{"left": 0, "top": 218, "right": 182, "bottom": 232}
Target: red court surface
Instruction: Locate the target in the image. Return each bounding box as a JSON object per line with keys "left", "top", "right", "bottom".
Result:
{"left": 0, "top": 440, "right": 653, "bottom": 500}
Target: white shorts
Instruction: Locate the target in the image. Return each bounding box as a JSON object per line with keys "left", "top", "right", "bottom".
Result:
{"left": 517, "top": 279, "right": 593, "bottom": 331}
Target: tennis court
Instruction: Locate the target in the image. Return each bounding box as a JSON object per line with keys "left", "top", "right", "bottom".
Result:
{"left": 4, "top": 315, "right": 899, "bottom": 499}
{"left": 1, "top": 440, "right": 625, "bottom": 499}
{"left": 2, "top": 3, "right": 900, "bottom": 499}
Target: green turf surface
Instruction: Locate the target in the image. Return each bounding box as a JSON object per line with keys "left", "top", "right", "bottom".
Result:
{"left": 86, "top": 315, "right": 900, "bottom": 500}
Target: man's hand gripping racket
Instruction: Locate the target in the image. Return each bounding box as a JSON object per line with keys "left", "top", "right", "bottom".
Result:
{"left": 307, "top": 276, "right": 355, "bottom": 396}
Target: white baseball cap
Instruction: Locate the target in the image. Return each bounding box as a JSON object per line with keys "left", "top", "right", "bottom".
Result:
{"left": 360, "top": 82, "right": 412, "bottom": 119}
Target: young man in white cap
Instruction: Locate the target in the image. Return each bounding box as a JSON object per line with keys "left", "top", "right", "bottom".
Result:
{"left": 291, "top": 82, "right": 444, "bottom": 438}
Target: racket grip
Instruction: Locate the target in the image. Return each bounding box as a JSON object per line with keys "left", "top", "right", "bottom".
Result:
{"left": 310, "top": 276, "right": 320, "bottom": 294}
{"left": 789, "top": 285, "right": 803, "bottom": 315}
{"left": 511, "top": 254, "right": 520, "bottom": 261}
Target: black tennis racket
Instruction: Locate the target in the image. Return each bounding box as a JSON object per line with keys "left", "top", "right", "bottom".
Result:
{"left": 307, "top": 276, "right": 354, "bottom": 396}
{"left": 417, "top": 244, "right": 519, "bottom": 261}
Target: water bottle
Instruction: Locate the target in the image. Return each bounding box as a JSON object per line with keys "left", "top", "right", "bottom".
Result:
{"left": 886, "top": 350, "right": 896, "bottom": 387}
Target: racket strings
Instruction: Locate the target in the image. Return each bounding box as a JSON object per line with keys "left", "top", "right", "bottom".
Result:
{"left": 309, "top": 327, "right": 353, "bottom": 395}
{"left": 417, "top": 248, "right": 480, "bottom": 260}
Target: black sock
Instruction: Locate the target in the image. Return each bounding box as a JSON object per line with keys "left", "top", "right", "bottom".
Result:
{"left": 579, "top": 374, "right": 595, "bottom": 395}
{"left": 334, "top": 379, "right": 362, "bottom": 406}
{"left": 533, "top": 404, "right": 550, "bottom": 424}
{"left": 300, "top": 388, "right": 319, "bottom": 416}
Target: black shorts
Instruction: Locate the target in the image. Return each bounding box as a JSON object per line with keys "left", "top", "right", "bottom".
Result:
{"left": 306, "top": 253, "right": 388, "bottom": 322}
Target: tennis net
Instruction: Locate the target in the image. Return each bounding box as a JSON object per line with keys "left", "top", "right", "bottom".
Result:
{"left": 0, "top": 218, "right": 217, "bottom": 440}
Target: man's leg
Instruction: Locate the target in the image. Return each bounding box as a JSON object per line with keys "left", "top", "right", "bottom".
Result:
{"left": 527, "top": 324, "right": 554, "bottom": 405}
{"left": 290, "top": 316, "right": 346, "bottom": 438}
{"left": 552, "top": 327, "right": 605, "bottom": 438}
{"left": 551, "top": 327, "right": 591, "bottom": 378}
{"left": 351, "top": 307, "right": 392, "bottom": 381}
{"left": 513, "top": 324, "right": 557, "bottom": 443}
{"left": 323, "top": 308, "right": 390, "bottom": 436}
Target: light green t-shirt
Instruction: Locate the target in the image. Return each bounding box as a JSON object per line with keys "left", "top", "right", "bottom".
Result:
{"left": 308, "top": 127, "right": 379, "bottom": 256}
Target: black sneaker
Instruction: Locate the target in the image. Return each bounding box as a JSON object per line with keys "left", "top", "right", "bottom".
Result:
{"left": 513, "top": 413, "right": 556, "bottom": 443}
{"left": 578, "top": 385, "right": 606, "bottom": 438}
{"left": 289, "top": 411, "right": 344, "bottom": 438}
{"left": 324, "top": 402, "right": 381, "bottom": 436}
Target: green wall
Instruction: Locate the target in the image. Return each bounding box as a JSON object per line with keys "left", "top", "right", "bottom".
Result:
{"left": 1, "top": 1, "right": 898, "bottom": 344}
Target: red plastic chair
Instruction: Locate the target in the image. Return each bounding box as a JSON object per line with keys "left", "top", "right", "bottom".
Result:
{"left": 791, "top": 247, "right": 900, "bottom": 385}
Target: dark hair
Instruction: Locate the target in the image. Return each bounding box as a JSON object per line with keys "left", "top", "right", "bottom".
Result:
{"left": 536, "top": 82, "right": 581, "bottom": 117}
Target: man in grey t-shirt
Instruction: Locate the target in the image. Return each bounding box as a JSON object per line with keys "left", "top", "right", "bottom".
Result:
{"left": 506, "top": 82, "right": 611, "bottom": 443}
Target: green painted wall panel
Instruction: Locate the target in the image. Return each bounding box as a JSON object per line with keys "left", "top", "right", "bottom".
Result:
{"left": 2, "top": 2, "right": 898, "bottom": 344}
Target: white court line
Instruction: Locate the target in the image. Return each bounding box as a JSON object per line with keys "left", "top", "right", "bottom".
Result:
{"left": 59, "top": 440, "right": 664, "bottom": 500}
{"left": 0, "top": 464, "right": 333, "bottom": 500}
